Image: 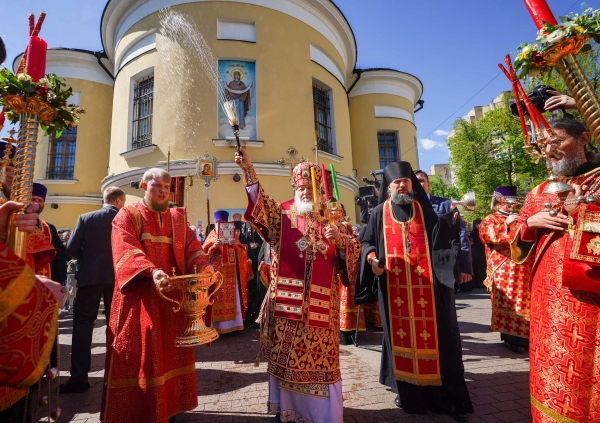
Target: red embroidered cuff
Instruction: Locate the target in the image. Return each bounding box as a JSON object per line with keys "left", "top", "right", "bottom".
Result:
{"left": 520, "top": 223, "right": 536, "bottom": 242}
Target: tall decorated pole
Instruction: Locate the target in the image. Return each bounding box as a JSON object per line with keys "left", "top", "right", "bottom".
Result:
{"left": 520, "top": 0, "right": 600, "bottom": 141}
{"left": 5, "top": 13, "right": 49, "bottom": 258}
{"left": 0, "top": 12, "right": 85, "bottom": 258}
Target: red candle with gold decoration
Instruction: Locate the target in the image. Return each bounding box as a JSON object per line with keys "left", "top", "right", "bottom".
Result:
{"left": 320, "top": 164, "right": 330, "bottom": 200}
{"left": 25, "top": 36, "right": 47, "bottom": 82}
{"left": 523, "top": 0, "right": 558, "bottom": 30}
{"left": 0, "top": 108, "right": 5, "bottom": 131}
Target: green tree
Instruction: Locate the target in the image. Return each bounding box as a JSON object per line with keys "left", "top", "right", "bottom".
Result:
{"left": 447, "top": 94, "right": 547, "bottom": 220}
{"left": 428, "top": 174, "right": 459, "bottom": 199}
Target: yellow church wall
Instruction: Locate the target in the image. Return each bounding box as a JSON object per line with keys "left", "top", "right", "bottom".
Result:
{"left": 29, "top": 75, "right": 113, "bottom": 231}
{"left": 349, "top": 93, "right": 418, "bottom": 183}
{"left": 38, "top": 204, "right": 103, "bottom": 231}
{"left": 35, "top": 77, "right": 113, "bottom": 194}
{"left": 107, "top": 1, "right": 358, "bottom": 222}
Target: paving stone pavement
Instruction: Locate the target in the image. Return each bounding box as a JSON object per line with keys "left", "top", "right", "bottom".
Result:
{"left": 33, "top": 288, "right": 531, "bottom": 423}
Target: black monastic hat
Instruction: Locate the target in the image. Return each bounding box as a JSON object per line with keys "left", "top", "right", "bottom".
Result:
{"left": 378, "top": 161, "right": 430, "bottom": 208}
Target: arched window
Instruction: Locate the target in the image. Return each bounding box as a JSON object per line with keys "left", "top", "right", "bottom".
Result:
{"left": 132, "top": 75, "right": 154, "bottom": 149}
{"left": 46, "top": 127, "right": 77, "bottom": 180}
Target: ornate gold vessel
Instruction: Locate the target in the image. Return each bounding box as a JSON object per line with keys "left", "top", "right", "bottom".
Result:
{"left": 157, "top": 270, "right": 223, "bottom": 347}
{"left": 3, "top": 95, "right": 58, "bottom": 121}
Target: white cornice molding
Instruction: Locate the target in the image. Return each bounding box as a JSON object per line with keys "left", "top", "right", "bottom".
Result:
{"left": 101, "top": 161, "right": 359, "bottom": 195}
{"left": 115, "top": 29, "right": 157, "bottom": 72}
{"left": 120, "top": 144, "right": 158, "bottom": 159}
{"left": 45, "top": 196, "right": 104, "bottom": 206}
{"left": 349, "top": 70, "right": 423, "bottom": 106}
{"left": 14, "top": 50, "right": 114, "bottom": 86}
{"left": 101, "top": 0, "right": 355, "bottom": 84}
{"left": 212, "top": 138, "right": 263, "bottom": 148}
{"left": 315, "top": 149, "right": 342, "bottom": 163}
{"left": 35, "top": 179, "right": 78, "bottom": 185}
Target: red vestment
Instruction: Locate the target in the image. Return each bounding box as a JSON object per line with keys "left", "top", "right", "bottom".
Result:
{"left": 0, "top": 242, "right": 58, "bottom": 411}
{"left": 25, "top": 219, "right": 55, "bottom": 278}
{"left": 338, "top": 221, "right": 365, "bottom": 332}
{"left": 511, "top": 172, "right": 600, "bottom": 422}
{"left": 364, "top": 303, "right": 383, "bottom": 328}
{"left": 479, "top": 212, "right": 530, "bottom": 338}
{"left": 101, "top": 203, "right": 209, "bottom": 423}
{"left": 245, "top": 185, "right": 360, "bottom": 388}
{"left": 382, "top": 199, "right": 441, "bottom": 385}
{"left": 202, "top": 228, "right": 249, "bottom": 328}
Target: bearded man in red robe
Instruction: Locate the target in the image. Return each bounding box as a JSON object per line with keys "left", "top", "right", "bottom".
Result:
{"left": 101, "top": 168, "right": 212, "bottom": 423}
{"left": 235, "top": 148, "right": 360, "bottom": 423}
{"left": 479, "top": 186, "right": 530, "bottom": 352}
{"left": 510, "top": 118, "right": 600, "bottom": 422}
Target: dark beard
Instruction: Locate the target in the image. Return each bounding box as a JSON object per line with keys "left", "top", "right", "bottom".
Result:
{"left": 390, "top": 192, "right": 414, "bottom": 206}
{"left": 551, "top": 155, "right": 583, "bottom": 177}
{"left": 145, "top": 195, "right": 169, "bottom": 212}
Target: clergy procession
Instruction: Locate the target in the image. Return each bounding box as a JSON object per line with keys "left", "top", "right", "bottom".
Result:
{"left": 1, "top": 0, "right": 600, "bottom": 422}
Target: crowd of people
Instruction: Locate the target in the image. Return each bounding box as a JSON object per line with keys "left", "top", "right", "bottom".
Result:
{"left": 1, "top": 99, "right": 600, "bottom": 423}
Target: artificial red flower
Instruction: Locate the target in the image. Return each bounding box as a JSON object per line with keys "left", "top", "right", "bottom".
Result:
{"left": 532, "top": 52, "right": 544, "bottom": 65}
{"left": 34, "top": 86, "right": 48, "bottom": 97}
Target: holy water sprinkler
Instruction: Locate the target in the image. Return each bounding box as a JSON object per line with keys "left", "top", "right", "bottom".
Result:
{"left": 222, "top": 99, "right": 242, "bottom": 156}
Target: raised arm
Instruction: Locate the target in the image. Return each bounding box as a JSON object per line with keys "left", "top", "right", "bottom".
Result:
{"left": 235, "top": 147, "right": 282, "bottom": 241}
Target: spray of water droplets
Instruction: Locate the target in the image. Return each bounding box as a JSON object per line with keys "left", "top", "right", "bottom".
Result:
{"left": 158, "top": 7, "right": 237, "bottom": 152}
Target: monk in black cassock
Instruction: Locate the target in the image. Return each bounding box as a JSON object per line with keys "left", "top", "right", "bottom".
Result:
{"left": 357, "top": 161, "right": 473, "bottom": 422}
{"left": 244, "top": 225, "right": 264, "bottom": 328}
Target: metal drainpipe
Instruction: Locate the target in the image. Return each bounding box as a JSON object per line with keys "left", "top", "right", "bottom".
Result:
{"left": 94, "top": 51, "right": 115, "bottom": 81}
{"left": 346, "top": 69, "right": 363, "bottom": 97}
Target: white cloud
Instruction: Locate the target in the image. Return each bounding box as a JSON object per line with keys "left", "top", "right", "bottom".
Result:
{"left": 434, "top": 129, "right": 449, "bottom": 137}
{"left": 419, "top": 138, "right": 442, "bottom": 150}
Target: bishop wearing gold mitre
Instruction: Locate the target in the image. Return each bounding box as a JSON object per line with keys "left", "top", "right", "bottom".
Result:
{"left": 235, "top": 147, "right": 360, "bottom": 423}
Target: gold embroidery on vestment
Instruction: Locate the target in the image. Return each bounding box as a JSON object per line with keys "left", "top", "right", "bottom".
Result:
{"left": 107, "top": 364, "right": 196, "bottom": 389}
{"left": 530, "top": 396, "right": 579, "bottom": 423}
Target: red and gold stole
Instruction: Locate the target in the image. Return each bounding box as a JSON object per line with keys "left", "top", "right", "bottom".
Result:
{"left": 273, "top": 200, "right": 336, "bottom": 328}
{"left": 383, "top": 199, "right": 441, "bottom": 386}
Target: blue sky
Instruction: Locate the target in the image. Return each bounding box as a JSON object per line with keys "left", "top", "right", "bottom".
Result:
{"left": 0, "top": 0, "right": 593, "bottom": 172}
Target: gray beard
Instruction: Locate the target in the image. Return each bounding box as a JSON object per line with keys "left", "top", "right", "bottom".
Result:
{"left": 390, "top": 192, "right": 414, "bottom": 206}
{"left": 550, "top": 155, "right": 583, "bottom": 176}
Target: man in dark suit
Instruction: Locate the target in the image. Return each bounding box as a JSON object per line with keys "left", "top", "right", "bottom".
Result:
{"left": 60, "top": 187, "right": 126, "bottom": 394}
{"left": 414, "top": 171, "right": 473, "bottom": 287}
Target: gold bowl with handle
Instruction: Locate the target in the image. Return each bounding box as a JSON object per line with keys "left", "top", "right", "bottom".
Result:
{"left": 156, "top": 269, "right": 223, "bottom": 347}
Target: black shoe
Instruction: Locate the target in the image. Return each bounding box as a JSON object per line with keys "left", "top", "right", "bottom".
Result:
{"left": 504, "top": 341, "right": 526, "bottom": 353}
{"left": 274, "top": 413, "right": 281, "bottom": 422}
{"left": 394, "top": 394, "right": 401, "bottom": 408}
{"left": 340, "top": 331, "right": 353, "bottom": 345}
{"left": 59, "top": 379, "right": 90, "bottom": 394}
{"left": 450, "top": 412, "right": 467, "bottom": 422}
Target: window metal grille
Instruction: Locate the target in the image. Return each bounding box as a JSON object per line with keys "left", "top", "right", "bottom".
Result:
{"left": 378, "top": 132, "right": 399, "bottom": 169}
{"left": 132, "top": 76, "right": 154, "bottom": 150}
{"left": 46, "top": 127, "right": 77, "bottom": 180}
{"left": 313, "top": 85, "right": 333, "bottom": 153}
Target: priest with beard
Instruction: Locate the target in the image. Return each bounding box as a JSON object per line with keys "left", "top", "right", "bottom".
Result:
{"left": 102, "top": 168, "right": 213, "bottom": 423}
{"left": 357, "top": 161, "right": 473, "bottom": 422}
{"left": 234, "top": 148, "right": 361, "bottom": 423}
